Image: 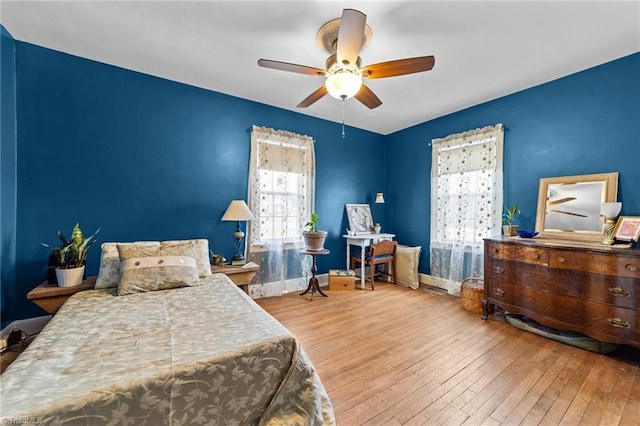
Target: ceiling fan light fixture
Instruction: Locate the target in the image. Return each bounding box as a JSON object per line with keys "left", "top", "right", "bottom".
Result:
{"left": 325, "top": 70, "right": 362, "bottom": 100}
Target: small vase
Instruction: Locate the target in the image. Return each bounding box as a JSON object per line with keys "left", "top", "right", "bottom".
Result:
{"left": 55, "top": 266, "right": 86, "bottom": 288}
{"left": 503, "top": 225, "right": 519, "bottom": 237}
{"left": 374, "top": 223, "right": 382, "bottom": 234}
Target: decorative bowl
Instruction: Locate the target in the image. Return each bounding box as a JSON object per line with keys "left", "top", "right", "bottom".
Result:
{"left": 517, "top": 230, "right": 538, "bottom": 238}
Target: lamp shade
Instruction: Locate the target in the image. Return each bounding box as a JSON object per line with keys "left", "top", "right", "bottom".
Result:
{"left": 601, "top": 202, "right": 622, "bottom": 217}
{"left": 325, "top": 71, "right": 362, "bottom": 100}
{"left": 375, "top": 192, "right": 385, "bottom": 204}
{"left": 221, "top": 200, "right": 255, "bottom": 221}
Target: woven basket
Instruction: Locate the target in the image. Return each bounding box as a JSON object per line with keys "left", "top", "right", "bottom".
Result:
{"left": 460, "top": 277, "right": 485, "bottom": 314}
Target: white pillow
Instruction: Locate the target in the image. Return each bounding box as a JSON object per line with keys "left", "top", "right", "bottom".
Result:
{"left": 395, "top": 245, "right": 421, "bottom": 289}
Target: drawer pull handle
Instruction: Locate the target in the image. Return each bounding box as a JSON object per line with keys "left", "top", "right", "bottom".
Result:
{"left": 627, "top": 264, "right": 638, "bottom": 272}
{"left": 493, "top": 266, "right": 504, "bottom": 274}
{"left": 609, "top": 287, "right": 631, "bottom": 297}
{"left": 493, "top": 248, "right": 499, "bottom": 253}
{"left": 608, "top": 318, "right": 630, "bottom": 329}
{"left": 493, "top": 288, "right": 505, "bottom": 297}
{"left": 556, "top": 256, "right": 565, "bottom": 263}
{"left": 532, "top": 254, "right": 540, "bottom": 259}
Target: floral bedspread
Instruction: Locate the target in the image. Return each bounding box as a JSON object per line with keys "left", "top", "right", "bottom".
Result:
{"left": 0, "top": 274, "right": 334, "bottom": 425}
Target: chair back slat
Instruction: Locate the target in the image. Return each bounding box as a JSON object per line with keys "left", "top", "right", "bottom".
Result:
{"left": 371, "top": 240, "right": 397, "bottom": 257}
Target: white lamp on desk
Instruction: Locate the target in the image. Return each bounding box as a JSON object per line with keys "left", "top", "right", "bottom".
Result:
{"left": 374, "top": 192, "right": 385, "bottom": 233}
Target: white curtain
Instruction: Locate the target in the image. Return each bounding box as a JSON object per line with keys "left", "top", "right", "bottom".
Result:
{"left": 430, "top": 124, "right": 504, "bottom": 295}
{"left": 246, "top": 125, "right": 315, "bottom": 298}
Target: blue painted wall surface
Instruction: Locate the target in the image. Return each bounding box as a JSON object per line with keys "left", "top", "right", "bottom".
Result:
{"left": 4, "top": 39, "right": 638, "bottom": 323}
{"left": 8, "top": 42, "right": 385, "bottom": 322}
{"left": 386, "top": 53, "right": 640, "bottom": 274}
{"left": 1, "top": 26, "right": 18, "bottom": 328}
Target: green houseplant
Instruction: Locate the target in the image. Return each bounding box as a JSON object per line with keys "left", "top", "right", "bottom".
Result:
{"left": 42, "top": 223, "right": 100, "bottom": 287}
{"left": 502, "top": 204, "right": 520, "bottom": 237}
{"left": 302, "top": 212, "right": 327, "bottom": 251}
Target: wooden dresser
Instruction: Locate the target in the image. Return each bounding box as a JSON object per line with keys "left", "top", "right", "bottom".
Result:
{"left": 483, "top": 237, "right": 640, "bottom": 348}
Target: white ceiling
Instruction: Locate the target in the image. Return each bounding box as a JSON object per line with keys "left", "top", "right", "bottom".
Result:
{"left": 2, "top": 1, "right": 639, "bottom": 135}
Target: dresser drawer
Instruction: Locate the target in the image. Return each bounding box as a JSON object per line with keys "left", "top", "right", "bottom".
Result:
{"left": 486, "top": 281, "right": 639, "bottom": 344}
{"left": 550, "top": 249, "right": 640, "bottom": 279}
{"left": 487, "top": 259, "right": 639, "bottom": 309}
{"left": 486, "top": 241, "right": 548, "bottom": 266}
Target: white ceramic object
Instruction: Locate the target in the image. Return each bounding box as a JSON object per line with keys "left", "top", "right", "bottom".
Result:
{"left": 56, "top": 265, "right": 85, "bottom": 287}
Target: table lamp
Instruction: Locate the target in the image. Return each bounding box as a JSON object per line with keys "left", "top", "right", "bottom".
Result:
{"left": 221, "top": 200, "right": 255, "bottom": 264}
{"left": 601, "top": 202, "right": 622, "bottom": 245}
{"left": 374, "top": 192, "right": 385, "bottom": 233}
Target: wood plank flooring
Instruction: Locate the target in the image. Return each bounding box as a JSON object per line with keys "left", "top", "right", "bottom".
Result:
{"left": 256, "top": 282, "right": 640, "bottom": 425}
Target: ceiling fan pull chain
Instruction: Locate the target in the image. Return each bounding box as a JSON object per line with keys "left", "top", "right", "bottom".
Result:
{"left": 341, "top": 100, "right": 346, "bottom": 138}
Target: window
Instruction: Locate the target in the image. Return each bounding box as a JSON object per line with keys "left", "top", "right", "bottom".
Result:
{"left": 246, "top": 126, "right": 316, "bottom": 297}
{"left": 248, "top": 126, "right": 315, "bottom": 245}
{"left": 429, "top": 124, "right": 504, "bottom": 294}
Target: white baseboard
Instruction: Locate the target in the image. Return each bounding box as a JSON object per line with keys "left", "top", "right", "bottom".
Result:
{"left": 317, "top": 272, "right": 328, "bottom": 287}
{"left": 1, "top": 316, "right": 51, "bottom": 348}
{"left": 419, "top": 273, "right": 434, "bottom": 286}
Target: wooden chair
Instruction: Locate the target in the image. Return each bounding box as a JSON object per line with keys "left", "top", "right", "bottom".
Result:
{"left": 350, "top": 240, "right": 397, "bottom": 290}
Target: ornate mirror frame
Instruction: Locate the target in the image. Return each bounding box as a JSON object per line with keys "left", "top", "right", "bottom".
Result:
{"left": 535, "top": 172, "right": 619, "bottom": 242}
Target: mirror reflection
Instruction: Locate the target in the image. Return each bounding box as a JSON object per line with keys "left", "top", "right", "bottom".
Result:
{"left": 545, "top": 181, "right": 605, "bottom": 232}
{"left": 535, "top": 172, "right": 618, "bottom": 242}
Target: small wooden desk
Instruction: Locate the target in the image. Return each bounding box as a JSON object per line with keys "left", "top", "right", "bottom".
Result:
{"left": 211, "top": 264, "right": 259, "bottom": 292}
{"left": 343, "top": 233, "right": 395, "bottom": 288}
{"left": 299, "top": 249, "right": 329, "bottom": 299}
{"left": 28, "top": 276, "right": 97, "bottom": 314}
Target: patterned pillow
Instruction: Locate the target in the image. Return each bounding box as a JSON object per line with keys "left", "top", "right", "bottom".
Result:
{"left": 116, "top": 241, "right": 200, "bottom": 296}
{"left": 95, "top": 242, "right": 160, "bottom": 289}
{"left": 96, "top": 239, "right": 212, "bottom": 289}
{"left": 161, "top": 239, "right": 212, "bottom": 279}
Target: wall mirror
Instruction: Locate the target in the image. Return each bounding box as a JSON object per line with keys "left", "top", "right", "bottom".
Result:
{"left": 535, "top": 172, "right": 619, "bottom": 242}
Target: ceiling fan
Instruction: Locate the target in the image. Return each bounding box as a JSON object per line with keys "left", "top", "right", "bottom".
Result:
{"left": 257, "top": 8, "right": 435, "bottom": 109}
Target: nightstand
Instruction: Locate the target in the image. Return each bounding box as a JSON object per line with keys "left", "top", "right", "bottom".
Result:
{"left": 27, "top": 276, "right": 97, "bottom": 314}
{"left": 211, "top": 264, "right": 259, "bottom": 292}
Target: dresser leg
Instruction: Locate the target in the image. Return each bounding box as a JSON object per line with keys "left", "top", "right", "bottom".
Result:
{"left": 481, "top": 299, "right": 489, "bottom": 320}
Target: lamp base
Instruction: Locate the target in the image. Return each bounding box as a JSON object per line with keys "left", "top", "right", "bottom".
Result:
{"left": 602, "top": 216, "right": 617, "bottom": 245}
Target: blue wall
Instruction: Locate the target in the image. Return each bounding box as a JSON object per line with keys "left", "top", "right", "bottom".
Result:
{"left": 1, "top": 26, "right": 18, "bottom": 328}
{"left": 386, "top": 53, "right": 640, "bottom": 273}
{"left": 6, "top": 42, "right": 385, "bottom": 322}
{"left": 2, "top": 37, "right": 638, "bottom": 324}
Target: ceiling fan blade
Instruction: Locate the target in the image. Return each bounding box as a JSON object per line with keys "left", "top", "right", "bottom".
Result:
{"left": 361, "top": 56, "right": 436, "bottom": 79}
{"left": 547, "top": 197, "right": 577, "bottom": 206}
{"left": 257, "top": 59, "right": 326, "bottom": 77}
{"left": 297, "top": 86, "right": 328, "bottom": 108}
{"left": 336, "top": 9, "right": 366, "bottom": 67}
{"left": 548, "top": 209, "right": 588, "bottom": 218}
{"left": 354, "top": 83, "right": 382, "bottom": 109}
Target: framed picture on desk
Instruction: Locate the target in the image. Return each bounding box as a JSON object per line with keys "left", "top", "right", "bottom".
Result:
{"left": 346, "top": 204, "right": 374, "bottom": 233}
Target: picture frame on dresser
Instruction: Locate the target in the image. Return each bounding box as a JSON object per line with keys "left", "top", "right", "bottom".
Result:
{"left": 613, "top": 216, "right": 640, "bottom": 242}
{"left": 535, "top": 172, "right": 619, "bottom": 242}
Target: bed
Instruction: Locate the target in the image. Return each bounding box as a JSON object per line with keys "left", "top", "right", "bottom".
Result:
{"left": 1, "top": 240, "right": 334, "bottom": 425}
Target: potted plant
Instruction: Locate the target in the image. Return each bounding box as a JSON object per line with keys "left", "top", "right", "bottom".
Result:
{"left": 503, "top": 204, "right": 520, "bottom": 237}
{"left": 302, "top": 212, "right": 327, "bottom": 251}
{"left": 42, "top": 223, "right": 100, "bottom": 287}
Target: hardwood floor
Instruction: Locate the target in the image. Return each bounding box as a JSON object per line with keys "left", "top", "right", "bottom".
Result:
{"left": 256, "top": 281, "right": 640, "bottom": 425}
